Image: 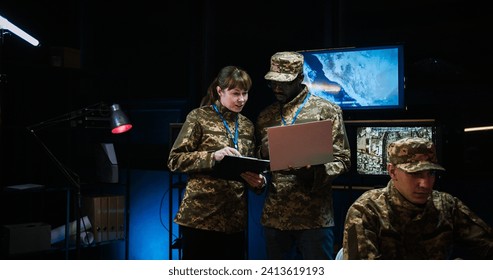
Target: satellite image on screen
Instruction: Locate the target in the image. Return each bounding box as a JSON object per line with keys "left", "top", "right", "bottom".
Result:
{"left": 300, "top": 46, "right": 403, "bottom": 110}
{"left": 356, "top": 126, "right": 434, "bottom": 175}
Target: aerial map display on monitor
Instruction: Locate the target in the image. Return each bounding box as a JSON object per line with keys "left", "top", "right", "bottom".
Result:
{"left": 299, "top": 45, "right": 404, "bottom": 110}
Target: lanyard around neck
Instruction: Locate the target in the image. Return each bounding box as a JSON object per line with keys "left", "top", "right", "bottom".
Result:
{"left": 280, "top": 93, "right": 311, "bottom": 126}
{"left": 212, "top": 104, "right": 239, "bottom": 150}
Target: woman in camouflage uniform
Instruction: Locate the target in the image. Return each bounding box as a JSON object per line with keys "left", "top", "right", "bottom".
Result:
{"left": 168, "top": 66, "right": 265, "bottom": 259}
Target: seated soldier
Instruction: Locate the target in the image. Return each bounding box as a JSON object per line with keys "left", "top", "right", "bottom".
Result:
{"left": 342, "top": 137, "right": 493, "bottom": 259}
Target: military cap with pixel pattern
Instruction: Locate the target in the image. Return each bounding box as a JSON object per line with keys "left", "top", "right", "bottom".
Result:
{"left": 264, "top": 51, "right": 303, "bottom": 82}
{"left": 387, "top": 137, "right": 445, "bottom": 172}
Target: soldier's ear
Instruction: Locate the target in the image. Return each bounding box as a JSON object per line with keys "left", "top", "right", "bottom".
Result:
{"left": 388, "top": 164, "right": 397, "bottom": 180}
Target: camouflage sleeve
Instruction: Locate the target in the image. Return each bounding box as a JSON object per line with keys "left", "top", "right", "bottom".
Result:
{"left": 254, "top": 105, "right": 276, "bottom": 160}
{"left": 254, "top": 120, "right": 264, "bottom": 159}
{"left": 342, "top": 194, "right": 381, "bottom": 260}
{"left": 453, "top": 197, "right": 493, "bottom": 259}
{"left": 323, "top": 107, "right": 351, "bottom": 180}
{"left": 167, "top": 109, "right": 215, "bottom": 173}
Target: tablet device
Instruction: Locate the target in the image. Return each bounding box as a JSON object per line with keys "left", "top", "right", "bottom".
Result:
{"left": 212, "top": 155, "right": 270, "bottom": 181}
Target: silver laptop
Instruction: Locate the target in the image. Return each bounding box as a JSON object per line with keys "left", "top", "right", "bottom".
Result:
{"left": 267, "top": 119, "right": 334, "bottom": 171}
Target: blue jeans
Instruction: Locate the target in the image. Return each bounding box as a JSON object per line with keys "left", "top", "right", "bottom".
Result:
{"left": 263, "top": 227, "right": 334, "bottom": 260}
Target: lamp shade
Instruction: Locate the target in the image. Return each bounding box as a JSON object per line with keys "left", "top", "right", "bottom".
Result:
{"left": 110, "top": 104, "right": 132, "bottom": 134}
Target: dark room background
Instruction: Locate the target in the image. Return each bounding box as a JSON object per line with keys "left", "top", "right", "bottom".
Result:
{"left": 0, "top": 0, "right": 492, "bottom": 259}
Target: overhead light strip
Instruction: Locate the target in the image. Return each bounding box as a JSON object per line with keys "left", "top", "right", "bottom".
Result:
{"left": 0, "top": 14, "right": 40, "bottom": 46}
{"left": 464, "top": 126, "right": 493, "bottom": 133}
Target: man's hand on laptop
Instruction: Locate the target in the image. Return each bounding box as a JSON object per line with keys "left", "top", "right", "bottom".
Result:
{"left": 287, "top": 165, "right": 312, "bottom": 170}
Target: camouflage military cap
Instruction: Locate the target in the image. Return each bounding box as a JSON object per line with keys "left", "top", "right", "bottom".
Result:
{"left": 264, "top": 52, "right": 303, "bottom": 82}
{"left": 387, "top": 137, "right": 445, "bottom": 173}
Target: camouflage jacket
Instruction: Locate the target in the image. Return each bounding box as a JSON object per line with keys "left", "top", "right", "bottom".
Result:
{"left": 256, "top": 86, "right": 351, "bottom": 230}
{"left": 167, "top": 100, "right": 256, "bottom": 233}
{"left": 342, "top": 180, "right": 493, "bottom": 259}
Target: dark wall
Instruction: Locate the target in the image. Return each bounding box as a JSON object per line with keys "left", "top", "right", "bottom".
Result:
{"left": 2, "top": 1, "right": 490, "bottom": 115}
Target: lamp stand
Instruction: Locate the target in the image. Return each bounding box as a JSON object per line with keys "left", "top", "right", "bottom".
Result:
{"left": 26, "top": 102, "right": 132, "bottom": 259}
{"left": 27, "top": 128, "right": 84, "bottom": 259}
{"left": 26, "top": 105, "right": 110, "bottom": 255}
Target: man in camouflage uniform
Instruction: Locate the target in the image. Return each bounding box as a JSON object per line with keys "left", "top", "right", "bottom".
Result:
{"left": 168, "top": 66, "right": 265, "bottom": 259}
{"left": 342, "top": 137, "right": 493, "bottom": 259}
{"left": 256, "top": 51, "right": 351, "bottom": 259}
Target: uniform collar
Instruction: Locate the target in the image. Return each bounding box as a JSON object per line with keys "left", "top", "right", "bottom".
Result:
{"left": 388, "top": 180, "right": 429, "bottom": 212}
{"left": 213, "top": 100, "right": 238, "bottom": 120}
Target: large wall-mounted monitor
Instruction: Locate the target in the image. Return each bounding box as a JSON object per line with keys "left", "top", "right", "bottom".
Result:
{"left": 298, "top": 44, "right": 404, "bottom": 110}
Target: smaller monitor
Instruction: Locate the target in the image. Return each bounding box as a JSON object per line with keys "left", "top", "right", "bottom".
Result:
{"left": 355, "top": 122, "right": 437, "bottom": 176}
